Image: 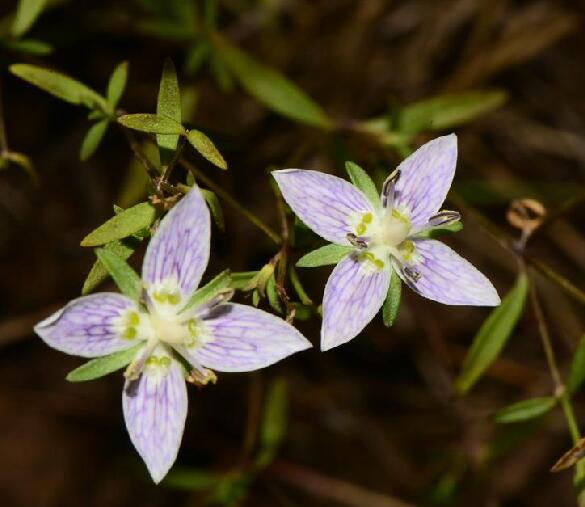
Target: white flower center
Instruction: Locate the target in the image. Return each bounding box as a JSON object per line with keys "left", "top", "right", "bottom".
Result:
{"left": 350, "top": 209, "right": 414, "bottom": 271}
{"left": 369, "top": 210, "right": 411, "bottom": 249}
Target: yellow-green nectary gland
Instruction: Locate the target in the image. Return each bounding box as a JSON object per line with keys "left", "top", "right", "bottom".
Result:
{"left": 122, "top": 311, "right": 140, "bottom": 340}
{"left": 152, "top": 289, "right": 182, "bottom": 305}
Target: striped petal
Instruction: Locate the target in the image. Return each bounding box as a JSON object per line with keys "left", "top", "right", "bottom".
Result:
{"left": 404, "top": 239, "right": 500, "bottom": 306}
{"left": 321, "top": 254, "right": 391, "bottom": 351}
{"left": 393, "top": 134, "right": 457, "bottom": 228}
{"left": 34, "top": 293, "right": 141, "bottom": 358}
{"left": 142, "top": 185, "right": 210, "bottom": 302}
{"left": 273, "top": 169, "right": 375, "bottom": 245}
{"left": 186, "top": 303, "right": 311, "bottom": 372}
{"left": 123, "top": 351, "right": 188, "bottom": 483}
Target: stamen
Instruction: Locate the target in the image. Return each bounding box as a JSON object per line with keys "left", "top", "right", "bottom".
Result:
{"left": 402, "top": 265, "right": 421, "bottom": 286}
{"left": 347, "top": 233, "right": 368, "bottom": 250}
{"left": 186, "top": 367, "right": 217, "bottom": 386}
{"left": 428, "top": 210, "right": 461, "bottom": 228}
{"left": 197, "top": 288, "right": 235, "bottom": 314}
{"left": 124, "top": 340, "right": 158, "bottom": 380}
{"left": 381, "top": 169, "right": 401, "bottom": 209}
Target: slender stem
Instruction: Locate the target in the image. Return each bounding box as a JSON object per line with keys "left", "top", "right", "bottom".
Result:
{"left": 529, "top": 274, "right": 563, "bottom": 388}
{"left": 529, "top": 269, "right": 585, "bottom": 503}
{"left": 180, "top": 157, "right": 281, "bottom": 244}
{"left": 120, "top": 127, "right": 161, "bottom": 183}
{"left": 527, "top": 255, "right": 585, "bottom": 306}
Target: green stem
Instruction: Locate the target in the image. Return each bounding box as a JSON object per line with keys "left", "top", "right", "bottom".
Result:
{"left": 180, "top": 157, "right": 281, "bottom": 244}
{"left": 529, "top": 272, "right": 585, "bottom": 504}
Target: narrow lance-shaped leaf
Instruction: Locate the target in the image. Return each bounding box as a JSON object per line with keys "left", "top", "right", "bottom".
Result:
{"left": 163, "top": 468, "right": 222, "bottom": 491}
{"left": 201, "top": 189, "right": 225, "bottom": 231}
{"left": 80, "top": 119, "right": 109, "bottom": 161}
{"left": 345, "top": 161, "right": 379, "bottom": 208}
{"left": 214, "top": 35, "right": 332, "bottom": 129}
{"left": 82, "top": 239, "right": 138, "bottom": 295}
{"left": 455, "top": 272, "right": 529, "bottom": 395}
{"left": 11, "top": 0, "right": 48, "bottom": 37}
{"left": 66, "top": 343, "right": 144, "bottom": 382}
{"left": 186, "top": 130, "right": 227, "bottom": 170}
{"left": 180, "top": 270, "right": 232, "bottom": 313}
{"left": 567, "top": 334, "right": 585, "bottom": 395}
{"left": 157, "top": 58, "right": 181, "bottom": 164}
{"left": 95, "top": 248, "right": 142, "bottom": 301}
{"left": 296, "top": 243, "right": 353, "bottom": 268}
{"left": 10, "top": 64, "right": 107, "bottom": 111}
{"left": 266, "top": 274, "right": 283, "bottom": 314}
{"left": 80, "top": 202, "right": 157, "bottom": 247}
{"left": 117, "top": 114, "right": 185, "bottom": 135}
{"left": 256, "top": 378, "right": 288, "bottom": 468}
{"left": 493, "top": 396, "right": 556, "bottom": 424}
{"left": 382, "top": 269, "right": 401, "bottom": 327}
{"left": 2, "top": 39, "right": 53, "bottom": 56}
{"left": 399, "top": 90, "right": 507, "bottom": 134}
{"left": 106, "top": 61, "right": 128, "bottom": 107}
{"left": 229, "top": 271, "right": 258, "bottom": 290}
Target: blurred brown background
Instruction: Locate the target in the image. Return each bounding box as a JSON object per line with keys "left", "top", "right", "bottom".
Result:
{"left": 0, "top": 0, "right": 584, "bottom": 506}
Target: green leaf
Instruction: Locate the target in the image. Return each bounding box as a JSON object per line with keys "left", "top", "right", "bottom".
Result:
{"left": 256, "top": 378, "right": 288, "bottom": 468}
{"left": 80, "top": 202, "right": 157, "bottom": 247}
{"left": 567, "top": 334, "right": 585, "bottom": 395}
{"left": 10, "top": 64, "right": 106, "bottom": 110}
{"left": 181, "top": 270, "right": 232, "bottom": 313}
{"left": 11, "top": 0, "right": 48, "bottom": 37}
{"left": 399, "top": 90, "right": 507, "bottom": 134}
{"left": 184, "top": 41, "right": 212, "bottom": 75}
{"left": 344, "top": 161, "right": 379, "bottom": 208}
{"left": 82, "top": 239, "right": 138, "bottom": 295}
{"left": 186, "top": 129, "right": 227, "bottom": 170}
{"left": 289, "top": 265, "right": 313, "bottom": 306}
{"left": 163, "top": 468, "right": 222, "bottom": 490}
{"left": 1, "top": 151, "right": 38, "bottom": 183}
{"left": 157, "top": 58, "right": 181, "bottom": 164}
{"left": 296, "top": 243, "right": 353, "bottom": 268}
{"left": 80, "top": 119, "right": 109, "bottom": 161}
{"left": 1, "top": 38, "right": 52, "bottom": 55}
{"left": 117, "top": 114, "right": 185, "bottom": 135}
{"left": 230, "top": 271, "right": 258, "bottom": 290}
{"left": 266, "top": 274, "right": 283, "bottom": 313}
{"left": 455, "top": 272, "right": 529, "bottom": 395}
{"left": 106, "top": 61, "right": 128, "bottom": 107}
{"left": 382, "top": 269, "right": 401, "bottom": 327}
{"left": 493, "top": 397, "right": 556, "bottom": 424}
{"left": 413, "top": 221, "right": 464, "bottom": 239}
{"left": 214, "top": 36, "right": 332, "bottom": 129}
{"left": 95, "top": 248, "right": 141, "bottom": 300}
{"left": 201, "top": 189, "right": 224, "bottom": 231}
{"left": 66, "top": 343, "right": 144, "bottom": 382}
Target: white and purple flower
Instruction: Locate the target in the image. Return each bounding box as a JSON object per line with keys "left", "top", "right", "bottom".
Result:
{"left": 273, "top": 134, "right": 500, "bottom": 351}
{"left": 34, "top": 186, "right": 311, "bottom": 483}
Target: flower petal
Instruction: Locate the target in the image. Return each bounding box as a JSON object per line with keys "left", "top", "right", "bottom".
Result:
{"left": 393, "top": 134, "right": 457, "bottom": 228}
{"left": 321, "top": 255, "right": 390, "bottom": 351}
{"left": 184, "top": 303, "right": 311, "bottom": 372}
{"left": 34, "top": 293, "right": 141, "bottom": 358}
{"left": 273, "top": 169, "right": 375, "bottom": 245}
{"left": 403, "top": 239, "right": 500, "bottom": 306}
{"left": 142, "top": 185, "right": 210, "bottom": 300}
{"left": 123, "top": 354, "right": 188, "bottom": 483}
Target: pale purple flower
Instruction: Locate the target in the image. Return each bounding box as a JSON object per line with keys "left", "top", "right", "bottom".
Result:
{"left": 35, "top": 186, "right": 311, "bottom": 483}
{"left": 273, "top": 134, "right": 500, "bottom": 351}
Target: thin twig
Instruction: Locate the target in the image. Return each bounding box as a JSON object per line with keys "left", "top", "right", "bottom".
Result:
{"left": 180, "top": 157, "right": 281, "bottom": 244}
{"left": 269, "top": 461, "right": 416, "bottom": 507}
